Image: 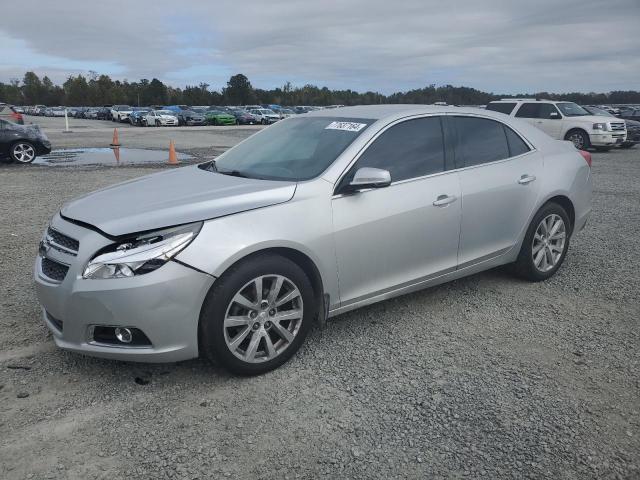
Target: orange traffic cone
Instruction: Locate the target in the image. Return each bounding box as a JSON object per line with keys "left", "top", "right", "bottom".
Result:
{"left": 168, "top": 140, "right": 178, "bottom": 165}
{"left": 110, "top": 128, "right": 120, "bottom": 147}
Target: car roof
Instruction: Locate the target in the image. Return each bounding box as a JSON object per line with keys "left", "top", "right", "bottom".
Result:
{"left": 305, "top": 104, "right": 496, "bottom": 120}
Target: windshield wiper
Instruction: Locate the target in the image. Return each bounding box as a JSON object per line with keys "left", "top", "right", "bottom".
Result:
{"left": 217, "top": 169, "right": 252, "bottom": 178}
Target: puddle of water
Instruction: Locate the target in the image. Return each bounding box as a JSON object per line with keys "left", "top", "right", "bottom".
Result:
{"left": 35, "top": 148, "right": 193, "bottom": 166}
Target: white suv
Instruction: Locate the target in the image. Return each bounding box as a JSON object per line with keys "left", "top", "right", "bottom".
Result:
{"left": 110, "top": 105, "right": 134, "bottom": 123}
{"left": 486, "top": 99, "right": 626, "bottom": 151}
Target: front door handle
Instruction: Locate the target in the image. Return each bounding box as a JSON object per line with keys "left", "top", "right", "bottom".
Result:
{"left": 433, "top": 194, "right": 457, "bottom": 207}
{"left": 518, "top": 174, "right": 536, "bottom": 185}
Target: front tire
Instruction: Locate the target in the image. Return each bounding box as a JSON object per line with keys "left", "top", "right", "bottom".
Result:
{"left": 10, "top": 142, "right": 37, "bottom": 164}
{"left": 199, "top": 254, "right": 316, "bottom": 376}
{"left": 513, "top": 202, "right": 571, "bottom": 282}
{"left": 565, "top": 129, "right": 590, "bottom": 150}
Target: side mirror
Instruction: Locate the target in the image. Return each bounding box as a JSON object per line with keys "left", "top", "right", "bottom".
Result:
{"left": 549, "top": 111, "right": 560, "bottom": 119}
{"left": 341, "top": 167, "right": 391, "bottom": 194}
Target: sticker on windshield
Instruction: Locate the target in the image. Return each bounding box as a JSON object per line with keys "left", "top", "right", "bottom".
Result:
{"left": 325, "top": 121, "right": 367, "bottom": 132}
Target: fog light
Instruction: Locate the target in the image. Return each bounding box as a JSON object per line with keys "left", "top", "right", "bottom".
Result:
{"left": 115, "top": 327, "right": 132, "bottom": 343}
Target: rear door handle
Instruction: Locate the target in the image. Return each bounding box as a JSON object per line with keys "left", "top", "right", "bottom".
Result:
{"left": 518, "top": 174, "right": 536, "bottom": 185}
{"left": 433, "top": 194, "right": 457, "bottom": 207}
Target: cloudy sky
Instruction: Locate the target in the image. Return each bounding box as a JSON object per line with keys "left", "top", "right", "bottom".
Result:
{"left": 1, "top": 0, "right": 638, "bottom": 94}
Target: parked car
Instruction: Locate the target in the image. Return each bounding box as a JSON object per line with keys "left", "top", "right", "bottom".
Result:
{"left": 32, "top": 105, "right": 47, "bottom": 116}
{"left": 249, "top": 108, "right": 280, "bottom": 124}
{"left": 0, "top": 119, "right": 51, "bottom": 163}
{"left": 128, "top": 108, "right": 151, "bottom": 126}
{"left": 486, "top": 99, "right": 627, "bottom": 151}
{"left": 0, "top": 103, "right": 24, "bottom": 125}
{"left": 95, "top": 107, "right": 111, "bottom": 120}
{"left": 278, "top": 108, "right": 296, "bottom": 119}
{"left": 617, "top": 108, "right": 640, "bottom": 121}
{"left": 143, "top": 110, "right": 179, "bottom": 127}
{"left": 34, "top": 105, "right": 592, "bottom": 375}
{"left": 84, "top": 107, "right": 99, "bottom": 119}
{"left": 204, "top": 110, "right": 236, "bottom": 126}
{"left": 583, "top": 106, "right": 639, "bottom": 149}
{"left": 175, "top": 109, "right": 206, "bottom": 126}
{"left": 110, "top": 105, "right": 133, "bottom": 122}
{"left": 49, "top": 107, "right": 67, "bottom": 117}
{"left": 228, "top": 109, "right": 259, "bottom": 125}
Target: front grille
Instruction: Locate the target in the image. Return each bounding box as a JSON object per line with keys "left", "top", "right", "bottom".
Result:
{"left": 609, "top": 122, "right": 626, "bottom": 131}
{"left": 41, "top": 257, "right": 69, "bottom": 282}
{"left": 47, "top": 228, "right": 79, "bottom": 254}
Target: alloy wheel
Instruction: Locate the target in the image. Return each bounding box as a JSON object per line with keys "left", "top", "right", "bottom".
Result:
{"left": 568, "top": 132, "right": 585, "bottom": 149}
{"left": 532, "top": 214, "right": 566, "bottom": 272}
{"left": 12, "top": 143, "right": 35, "bottom": 163}
{"left": 223, "top": 274, "right": 303, "bottom": 363}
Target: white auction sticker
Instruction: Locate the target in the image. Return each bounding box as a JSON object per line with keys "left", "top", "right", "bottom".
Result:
{"left": 325, "top": 121, "right": 367, "bottom": 132}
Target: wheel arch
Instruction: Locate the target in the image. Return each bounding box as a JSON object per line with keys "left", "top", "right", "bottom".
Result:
{"left": 541, "top": 194, "right": 575, "bottom": 233}
{"left": 203, "top": 246, "right": 328, "bottom": 327}
{"left": 563, "top": 127, "right": 589, "bottom": 141}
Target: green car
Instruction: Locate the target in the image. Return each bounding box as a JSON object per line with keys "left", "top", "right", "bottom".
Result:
{"left": 205, "top": 110, "right": 237, "bottom": 126}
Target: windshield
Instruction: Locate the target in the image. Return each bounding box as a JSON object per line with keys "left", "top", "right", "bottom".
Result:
{"left": 556, "top": 102, "right": 590, "bottom": 117}
{"left": 585, "top": 106, "right": 614, "bottom": 118}
{"left": 156, "top": 110, "right": 174, "bottom": 115}
{"left": 213, "top": 117, "right": 373, "bottom": 181}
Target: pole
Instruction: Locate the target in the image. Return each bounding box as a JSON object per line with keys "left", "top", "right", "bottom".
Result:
{"left": 63, "top": 108, "right": 72, "bottom": 133}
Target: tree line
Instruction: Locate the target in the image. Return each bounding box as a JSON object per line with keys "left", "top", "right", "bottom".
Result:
{"left": 1, "top": 71, "right": 639, "bottom": 107}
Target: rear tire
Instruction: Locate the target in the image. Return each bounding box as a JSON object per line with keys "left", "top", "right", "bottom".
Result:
{"left": 199, "top": 254, "right": 316, "bottom": 376}
{"left": 512, "top": 202, "right": 571, "bottom": 282}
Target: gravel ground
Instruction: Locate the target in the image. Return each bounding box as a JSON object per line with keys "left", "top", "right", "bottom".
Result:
{"left": 0, "top": 141, "right": 638, "bottom": 479}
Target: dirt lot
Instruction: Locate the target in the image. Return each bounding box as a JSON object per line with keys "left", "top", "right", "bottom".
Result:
{"left": 0, "top": 119, "right": 638, "bottom": 479}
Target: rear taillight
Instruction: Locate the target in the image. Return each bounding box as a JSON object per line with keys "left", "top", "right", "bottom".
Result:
{"left": 578, "top": 150, "right": 592, "bottom": 168}
{"left": 10, "top": 111, "right": 23, "bottom": 123}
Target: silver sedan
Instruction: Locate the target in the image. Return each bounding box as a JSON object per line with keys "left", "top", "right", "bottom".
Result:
{"left": 34, "top": 105, "right": 592, "bottom": 375}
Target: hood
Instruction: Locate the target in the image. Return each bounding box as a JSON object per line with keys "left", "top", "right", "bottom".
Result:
{"left": 572, "top": 115, "right": 626, "bottom": 124}
{"left": 61, "top": 165, "right": 297, "bottom": 237}
{"left": 624, "top": 119, "right": 640, "bottom": 128}
{"left": 159, "top": 114, "right": 177, "bottom": 119}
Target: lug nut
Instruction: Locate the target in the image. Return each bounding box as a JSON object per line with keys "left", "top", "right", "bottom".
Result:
{"left": 250, "top": 311, "right": 258, "bottom": 319}
{"left": 264, "top": 321, "right": 272, "bottom": 329}
{"left": 252, "top": 322, "right": 260, "bottom": 330}
{"left": 261, "top": 300, "right": 269, "bottom": 309}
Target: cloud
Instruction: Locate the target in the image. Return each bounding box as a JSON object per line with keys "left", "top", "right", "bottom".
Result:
{"left": 0, "top": 0, "right": 638, "bottom": 93}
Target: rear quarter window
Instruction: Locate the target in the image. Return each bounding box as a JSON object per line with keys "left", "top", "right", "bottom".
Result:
{"left": 486, "top": 102, "right": 517, "bottom": 115}
{"left": 504, "top": 126, "right": 531, "bottom": 157}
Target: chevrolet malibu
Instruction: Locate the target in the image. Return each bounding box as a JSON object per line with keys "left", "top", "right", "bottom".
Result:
{"left": 35, "top": 105, "right": 592, "bottom": 375}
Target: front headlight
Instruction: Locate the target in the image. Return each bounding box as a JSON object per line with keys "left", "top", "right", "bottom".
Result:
{"left": 83, "top": 222, "right": 202, "bottom": 279}
{"left": 592, "top": 123, "right": 607, "bottom": 131}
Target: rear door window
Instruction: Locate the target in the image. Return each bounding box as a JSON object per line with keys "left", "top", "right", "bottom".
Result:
{"left": 514, "top": 103, "right": 540, "bottom": 118}
{"left": 486, "top": 102, "right": 517, "bottom": 115}
{"left": 452, "top": 116, "right": 510, "bottom": 167}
